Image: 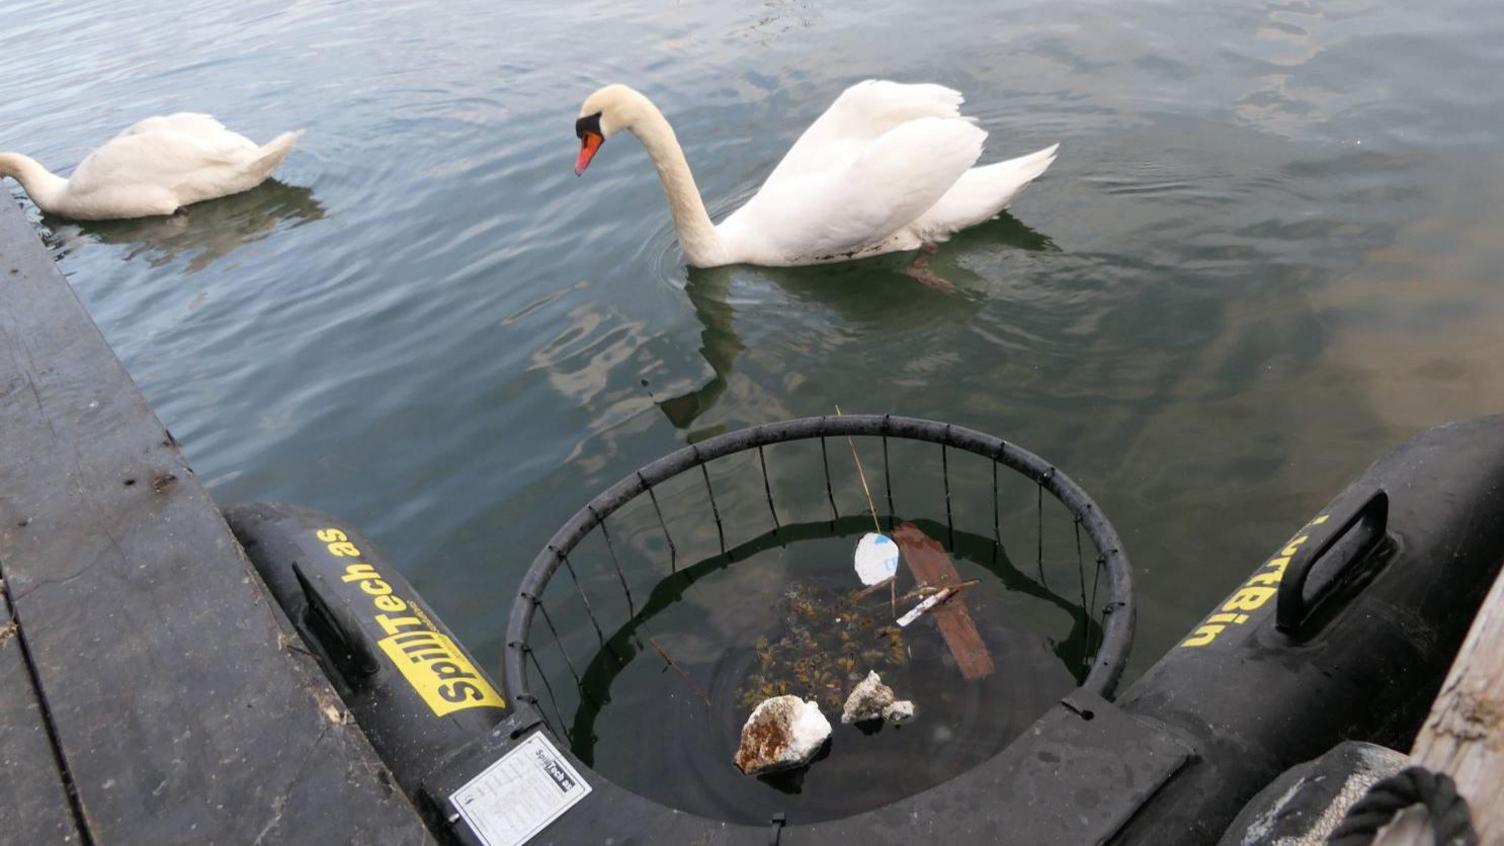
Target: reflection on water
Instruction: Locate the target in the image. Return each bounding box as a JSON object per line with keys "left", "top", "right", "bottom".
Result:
{"left": 42, "top": 180, "right": 325, "bottom": 273}
{"left": 654, "top": 266, "right": 742, "bottom": 435}
{"left": 658, "top": 212, "right": 1058, "bottom": 433}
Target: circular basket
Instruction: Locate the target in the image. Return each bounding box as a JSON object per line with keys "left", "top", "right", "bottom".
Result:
{"left": 505, "top": 416, "right": 1133, "bottom": 738}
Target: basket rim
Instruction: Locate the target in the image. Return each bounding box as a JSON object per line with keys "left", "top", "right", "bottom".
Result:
{"left": 503, "top": 414, "right": 1134, "bottom": 704}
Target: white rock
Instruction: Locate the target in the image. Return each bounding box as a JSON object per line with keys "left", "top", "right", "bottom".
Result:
{"left": 841, "top": 670, "right": 897, "bottom": 724}
{"left": 734, "top": 695, "right": 832, "bottom": 776}
{"left": 883, "top": 700, "right": 916, "bottom": 724}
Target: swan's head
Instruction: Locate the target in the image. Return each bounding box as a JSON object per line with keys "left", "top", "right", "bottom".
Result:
{"left": 575, "top": 84, "right": 653, "bottom": 176}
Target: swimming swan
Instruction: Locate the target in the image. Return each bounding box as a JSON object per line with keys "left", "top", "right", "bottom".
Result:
{"left": 574, "top": 81, "right": 1057, "bottom": 268}
{"left": 0, "top": 114, "right": 303, "bottom": 220}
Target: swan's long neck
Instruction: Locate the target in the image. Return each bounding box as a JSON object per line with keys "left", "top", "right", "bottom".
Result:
{"left": 0, "top": 154, "right": 68, "bottom": 213}
{"left": 628, "top": 102, "right": 723, "bottom": 267}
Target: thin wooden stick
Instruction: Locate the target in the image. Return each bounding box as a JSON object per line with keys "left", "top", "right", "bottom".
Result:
{"left": 853, "top": 575, "right": 897, "bottom": 600}
{"left": 648, "top": 637, "right": 711, "bottom": 706}
{"left": 835, "top": 405, "right": 895, "bottom": 618}
{"left": 898, "top": 579, "right": 980, "bottom": 603}
{"left": 864, "top": 581, "right": 984, "bottom": 626}
{"left": 853, "top": 574, "right": 981, "bottom": 604}
{"left": 834, "top": 404, "right": 882, "bottom": 535}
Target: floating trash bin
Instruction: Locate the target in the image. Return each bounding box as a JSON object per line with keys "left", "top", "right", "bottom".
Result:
{"left": 503, "top": 414, "right": 1133, "bottom": 826}
{"left": 232, "top": 417, "right": 1504, "bottom": 844}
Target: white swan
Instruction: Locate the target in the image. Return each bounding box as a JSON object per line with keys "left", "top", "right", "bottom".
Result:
{"left": 574, "top": 81, "right": 1058, "bottom": 268}
{"left": 0, "top": 114, "right": 303, "bottom": 220}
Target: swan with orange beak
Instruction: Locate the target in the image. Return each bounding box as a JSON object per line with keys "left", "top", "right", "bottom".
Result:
{"left": 574, "top": 111, "right": 604, "bottom": 177}
{"left": 571, "top": 81, "right": 1058, "bottom": 268}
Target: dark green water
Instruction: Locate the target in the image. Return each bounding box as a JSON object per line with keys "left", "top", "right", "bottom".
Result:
{"left": 6, "top": 0, "right": 1504, "bottom": 812}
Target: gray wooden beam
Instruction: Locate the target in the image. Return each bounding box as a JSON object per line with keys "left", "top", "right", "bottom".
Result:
{"left": 0, "top": 194, "right": 434, "bottom": 844}
{"left": 0, "top": 597, "right": 81, "bottom": 844}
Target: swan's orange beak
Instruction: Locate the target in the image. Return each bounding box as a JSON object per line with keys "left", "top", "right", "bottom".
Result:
{"left": 575, "top": 132, "right": 603, "bottom": 176}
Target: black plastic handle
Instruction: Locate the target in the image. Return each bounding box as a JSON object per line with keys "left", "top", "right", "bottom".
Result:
{"left": 1276, "top": 488, "right": 1389, "bottom": 633}
{"left": 292, "top": 562, "right": 382, "bottom": 679}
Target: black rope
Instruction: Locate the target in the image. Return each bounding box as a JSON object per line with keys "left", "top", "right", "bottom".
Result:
{"left": 554, "top": 548, "right": 609, "bottom": 655}
{"left": 991, "top": 459, "right": 1001, "bottom": 547}
{"left": 757, "top": 445, "right": 781, "bottom": 532}
{"left": 941, "top": 438, "right": 954, "bottom": 547}
{"left": 820, "top": 436, "right": 839, "bottom": 524}
{"left": 1035, "top": 482, "right": 1049, "bottom": 590}
{"left": 593, "top": 509, "right": 636, "bottom": 618}
{"left": 529, "top": 594, "right": 583, "bottom": 690}
{"left": 521, "top": 643, "right": 572, "bottom": 744}
{"left": 1327, "top": 766, "right": 1477, "bottom": 846}
{"left": 882, "top": 431, "right": 895, "bottom": 531}
{"left": 1089, "top": 552, "right": 1105, "bottom": 657}
{"left": 1074, "top": 515, "right": 1089, "bottom": 674}
{"left": 640, "top": 472, "right": 678, "bottom": 571}
{"left": 699, "top": 463, "right": 726, "bottom": 554}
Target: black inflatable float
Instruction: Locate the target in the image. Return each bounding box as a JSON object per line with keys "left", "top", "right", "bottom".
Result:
{"left": 225, "top": 504, "right": 511, "bottom": 819}
{"left": 227, "top": 414, "right": 1504, "bottom": 845}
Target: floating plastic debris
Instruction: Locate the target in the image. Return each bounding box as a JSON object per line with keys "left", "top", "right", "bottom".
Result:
{"left": 854, "top": 532, "right": 900, "bottom": 586}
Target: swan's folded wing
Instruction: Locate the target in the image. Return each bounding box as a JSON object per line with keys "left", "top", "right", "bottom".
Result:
{"left": 111, "top": 115, "right": 259, "bottom": 166}
{"left": 911, "top": 143, "right": 1059, "bottom": 239}
{"left": 67, "top": 130, "right": 261, "bottom": 197}
{"left": 760, "top": 80, "right": 966, "bottom": 192}
{"left": 734, "top": 117, "right": 984, "bottom": 261}
{"left": 116, "top": 113, "right": 232, "bottom": 140}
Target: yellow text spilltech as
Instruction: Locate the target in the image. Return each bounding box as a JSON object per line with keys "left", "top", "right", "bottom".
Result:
{"left": 1179, "top": 514, "right": 1331, "bottom": 648}
{"left": 315, "top": 528, "right": 506, "bottom": 716}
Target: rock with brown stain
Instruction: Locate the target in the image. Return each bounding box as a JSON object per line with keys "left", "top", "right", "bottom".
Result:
{"left": 734, "top": 695, "right": 831, "bottom": 776}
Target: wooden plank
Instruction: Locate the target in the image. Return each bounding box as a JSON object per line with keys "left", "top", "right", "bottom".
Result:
{"left": 891, "top": 522, "right": 995, "bottom": 680}
{"left": 0, "top": 195, "right": 433, "bottom": 844}
{"left": 1375, "top": 567, "right": 1504, "bottom": 845}
{"left": 0, "top": 598, "right": 81, "bottom": 844}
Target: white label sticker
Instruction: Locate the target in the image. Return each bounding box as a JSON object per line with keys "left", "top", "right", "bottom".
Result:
{"left": 451, "top": 732, "right": 592, "bottom": 846}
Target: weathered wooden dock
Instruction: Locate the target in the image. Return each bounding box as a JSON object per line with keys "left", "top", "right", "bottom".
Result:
{"left": 0, "top": 193, "right": 432, "bottom": 843}
{"left": 1375, "top": 566, "right": 1504, "bottom": 844}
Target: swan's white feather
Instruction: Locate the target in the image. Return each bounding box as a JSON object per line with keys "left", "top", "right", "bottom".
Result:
{"left": 909, "top": 143, "right": 1059, "bottom": 241}
{"left": 115, "top": 113, "right": 238, "bottom": 142}
{"left": 722, "top": 117, "right": 985, "bottom": 264}
{"left": 6, "top": 113, "right": 302, "bottom": 220}
{"left": 760, "top": 80, "right": 966, "bottom": 193}
{"left": 579, "top": 80, "right": 1057, "bottom": 267}
{"left": 717, "top": 81, "right": 1056, "bottom": 266}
